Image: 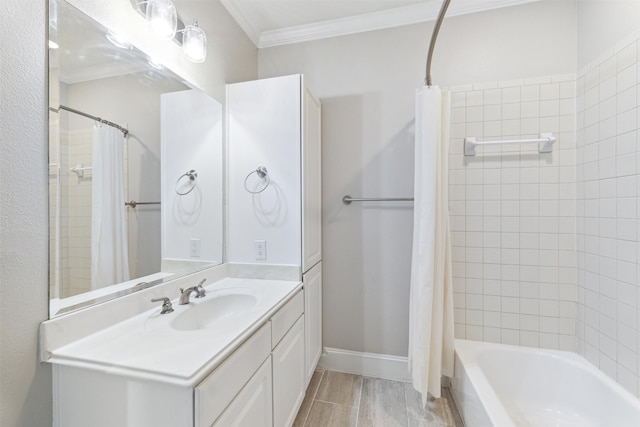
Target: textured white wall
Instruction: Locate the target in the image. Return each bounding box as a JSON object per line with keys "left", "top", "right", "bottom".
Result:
{"left": 0, "top": 0, "right": 257, "bottom": 425}
{"left": 258, "top": 0, "right": 577, "bottom": 357}
{"left": 0, "top": 2, "right": 52, "bottom": 426}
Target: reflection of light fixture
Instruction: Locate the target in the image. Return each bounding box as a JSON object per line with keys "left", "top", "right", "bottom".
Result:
{"left": 148, "top": 59, "right": 165, "bottom": 70}
{"left": 181, "top": 20, "right": 207, "bottom": 63}
{"left": 48, "top": 40, "right": 59, "bottom": 49}
{"left": 106, "top": 32, "right": 132, "bottom": 50}
{"left": 145, "top": 0, "right": 177, "bottom": 40}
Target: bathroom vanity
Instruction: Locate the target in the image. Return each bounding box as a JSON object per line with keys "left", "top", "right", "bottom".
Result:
{"left": 44, "top": 5, "right": 322, "bottom": 422}
{"left": 43, "top": 68, "right": 323, "bottom": 426}
{"left": 42, "top": 271, "right": 320, "bottom": 427}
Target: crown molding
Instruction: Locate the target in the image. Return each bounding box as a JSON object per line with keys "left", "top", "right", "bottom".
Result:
{"left": 222, "top": 0, "right": 542, "bottom": 49}
{"left": 219, "top": 0, "right": 262, "bottom": 47}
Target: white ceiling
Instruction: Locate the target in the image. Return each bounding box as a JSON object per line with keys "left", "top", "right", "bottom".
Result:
{"left": 219, "top": 0, "right": 543, "bottom": 48}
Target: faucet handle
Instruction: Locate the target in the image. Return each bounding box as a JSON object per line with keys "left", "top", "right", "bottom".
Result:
{"left": 195, "top": 279, "right": 207, "bottom": 298}
{"left": 151, "top": 297, "right": 174, "bottom": 314}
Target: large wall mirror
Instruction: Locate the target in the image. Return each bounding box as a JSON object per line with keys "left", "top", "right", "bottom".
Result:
{"left": 48, "top": 0, "right": 223, "bottom": 317}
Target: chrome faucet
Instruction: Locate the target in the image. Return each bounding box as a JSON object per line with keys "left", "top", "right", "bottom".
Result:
{"left": 179, "top": 287, "right": 200, "bottom": 305}
{"left": 151, "top": 297, "right": 174, "bottom": 314}
{"left": 195, "top": 278, "right": 207, "bottom": 297}
{"left": 179, "top": 279, "right": 207, "bottom": 305}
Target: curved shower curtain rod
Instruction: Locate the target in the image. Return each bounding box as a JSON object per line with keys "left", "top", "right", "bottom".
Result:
{"left": 425, "top": 0, "right": 452, "bottom": 86}
{"left": 49, "top": 105, "right": 129, "bottom": 136}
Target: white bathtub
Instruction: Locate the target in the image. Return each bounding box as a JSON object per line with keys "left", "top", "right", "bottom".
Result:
{"left": 451, "top": 339, "right": 640, "bottom": 427}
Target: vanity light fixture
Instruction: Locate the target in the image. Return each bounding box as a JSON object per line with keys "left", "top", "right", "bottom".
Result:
{"left": 181, "top": 19, "right": 207, "bottom": 63}
{"left": 144, "top": 0, "right": 177, "bottom": 40}
{"left": 134, "top": 0, "right": 207, "bottom": 63}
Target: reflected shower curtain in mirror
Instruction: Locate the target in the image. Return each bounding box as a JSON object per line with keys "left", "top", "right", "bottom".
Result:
{"left": 91, "top": 124, "right": 130, "bottom": 289}
{"left": 408, "top": 86, "right": 454, "bottom": 403}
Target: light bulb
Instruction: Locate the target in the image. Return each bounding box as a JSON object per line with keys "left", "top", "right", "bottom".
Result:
{"left": 182, "top": 20, "right": 207, "bottom": 63}
{"left": 145, "top": 0, "right": 177, "bottom": 40}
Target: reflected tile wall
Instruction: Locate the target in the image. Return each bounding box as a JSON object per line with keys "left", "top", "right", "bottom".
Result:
{"left": 63, "top": 128, "right": 93, "bottom": 297}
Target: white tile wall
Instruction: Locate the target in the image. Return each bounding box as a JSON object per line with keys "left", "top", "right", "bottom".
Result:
{"left": 576, "top": 30, "right": 640, "bottom": 397}
{"left": 49, "top": 117, "right": 60, "bottom": 298}
{"left": 447, "top": 74, "right": 577, "bottom": 352}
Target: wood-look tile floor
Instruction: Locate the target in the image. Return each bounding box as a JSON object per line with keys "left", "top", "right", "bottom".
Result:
{"left": 293, "top": 370, "right": 464, "bottom": 427}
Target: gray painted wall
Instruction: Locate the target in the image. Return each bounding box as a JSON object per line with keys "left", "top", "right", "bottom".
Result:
{"left": 259, "top": 0, "right": 577, "bottom": 357}
{"left": 577, "top": 0, "right": 640, "bottom": 69}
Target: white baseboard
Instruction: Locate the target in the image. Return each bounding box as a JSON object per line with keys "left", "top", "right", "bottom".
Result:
{"left": 318, "top": 347, "right": 412, "bottom": 382}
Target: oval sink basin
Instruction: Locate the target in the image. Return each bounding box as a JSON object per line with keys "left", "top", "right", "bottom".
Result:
{"left": 171, "top": 293, "right": 258, "bottom": 331}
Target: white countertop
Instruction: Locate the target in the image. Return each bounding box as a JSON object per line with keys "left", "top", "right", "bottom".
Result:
{"left": 46, "top": 277, "right": 302, "bottom": 387}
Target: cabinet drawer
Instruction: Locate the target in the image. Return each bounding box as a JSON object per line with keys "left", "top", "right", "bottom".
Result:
{"left": 195, "top": 323, "right": 271, "bottom": 427}
{"left": 270, "top": 290, "right": 303, "bottom": 348}
{"left": 212, "top": 357, "right": 272, "bottom": 427}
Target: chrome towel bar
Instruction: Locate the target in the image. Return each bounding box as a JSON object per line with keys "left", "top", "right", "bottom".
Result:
{"left": 343, "top": 195, "right": 414, "bottom": 205}
{"left": 125, "top": 200, "right": 161, "bottom": 208}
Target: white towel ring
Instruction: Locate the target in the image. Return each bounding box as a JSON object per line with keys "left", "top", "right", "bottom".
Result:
{"left": 175, "top": 170, "right": 198, "bottom": 195}
{"left": 244, "top": 166, "right": 270, "bottom": 194}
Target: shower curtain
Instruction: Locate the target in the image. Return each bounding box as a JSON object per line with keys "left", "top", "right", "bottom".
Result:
{"left": 91, "top": 124, "right": 130, "bottom": 289}
{"left": 408, "top": 85, "right": 455, "bottom": 403}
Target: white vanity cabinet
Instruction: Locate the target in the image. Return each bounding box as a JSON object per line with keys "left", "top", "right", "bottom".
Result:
{"left": 272, "top": 316, "right": 305, "bottom": 427}
{"left": 302, "top": 81, "right": 322, "bottom": 274}
{"left": 195, "top": 323, "right": 272, "bottom": 426}
{"left": 303, "top": 261, "right": 322, "bottom": 385}
{"left": 49, "top": 284, "right": 306, "bottom": 427}
{"left": 211, "top": 357, "right": 273, "bottom": 427}
{"left": 226, "top": 74, "right": 322, "bottom": 273}
{"left": 197, "top": 290, "right": 304, "bottom": 427}
{"left": 226, "top": 73, "right": 323, "bottom": 391}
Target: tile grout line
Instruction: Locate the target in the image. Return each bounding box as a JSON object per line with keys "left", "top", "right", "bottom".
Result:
{"left": 314, "top": 398, "right": 359, "bottom": 407}
{"left": 302, "top": 370, "right": 326, "bottom": 427}
{"left": 354, "top": 375, "right": 363, "bottom": 426}
{"left": 403, "top": 381, "right": 410, "bottom": 427}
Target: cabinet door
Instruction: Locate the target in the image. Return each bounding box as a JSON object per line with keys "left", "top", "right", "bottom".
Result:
{"left": 302, "top": 78, "right": 322, "bottom": 273}
{"left": 303, "top": 262, "right": 322, "bottom": 385}
{"left": 195, "top": 324, "right": 271, "bottom": 427}
{"left": 226, "top": 75, "right": 302, "bottom": 266}
{"left": 212, "top": 358, "right": 272, "bottom": 427}
{"left": 272, "top": 315, "right": 305, "bottom": 427}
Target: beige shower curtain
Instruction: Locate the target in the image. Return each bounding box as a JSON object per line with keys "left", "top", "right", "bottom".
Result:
{"left": 408, "top": 85, "right": 455, "bottom": 404}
